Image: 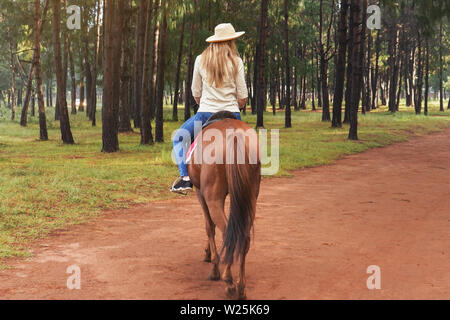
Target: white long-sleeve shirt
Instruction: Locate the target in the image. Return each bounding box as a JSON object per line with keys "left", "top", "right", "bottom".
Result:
{"left": 191, "top": 55, "right": 248, "bottom": 113}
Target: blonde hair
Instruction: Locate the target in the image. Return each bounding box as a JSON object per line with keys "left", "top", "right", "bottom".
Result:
{"left": 201, "top": 40, "right": 239, "bottom": 88}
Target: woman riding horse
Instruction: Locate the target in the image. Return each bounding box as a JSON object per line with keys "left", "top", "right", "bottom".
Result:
{"left": 171, "top": 23, "right": 248, "bottom": 192}
{"left": 171, "top": 24, "right": 261, "bottom": 299}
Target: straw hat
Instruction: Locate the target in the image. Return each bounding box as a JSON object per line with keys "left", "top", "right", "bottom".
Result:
{"left": 206, "top": 23, "right": 245, "bottom": 43}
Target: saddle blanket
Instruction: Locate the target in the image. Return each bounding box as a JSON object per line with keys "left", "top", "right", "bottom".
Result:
{"left": 186, "top": 135, "right": 199, "bottom": 164}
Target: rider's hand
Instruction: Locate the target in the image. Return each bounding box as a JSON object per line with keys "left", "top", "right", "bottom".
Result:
{"left": 238, "top": 98, "right": 247, "bottom": 110}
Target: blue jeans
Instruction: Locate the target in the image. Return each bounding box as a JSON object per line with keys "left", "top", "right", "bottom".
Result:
{"left": 172, "top": 112, "right": 242, "bottom": 177}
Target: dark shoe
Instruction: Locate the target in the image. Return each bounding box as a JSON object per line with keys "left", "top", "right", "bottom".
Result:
{"left": 170, "top": 178, "right": 193, "bottom": 194}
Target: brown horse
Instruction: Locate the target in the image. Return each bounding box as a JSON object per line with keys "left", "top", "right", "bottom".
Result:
{"left": 188, "top": 112, "right": 261, "bottom": 300}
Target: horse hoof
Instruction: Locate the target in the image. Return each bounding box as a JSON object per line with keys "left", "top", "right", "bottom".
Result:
{"left": 208, "top": 272, "right": 220, "bottom": 281}
{"left": 222, "top": 275, "right": 233, "bottom": 284}
{"left": 225, "top": 285, "right": 236, "bottom": 298}
{"left": 237, "top": 292, "right": 247, "bottom": 300}
{"left": 204, "top": 249, "right": 211, "bottom": 262}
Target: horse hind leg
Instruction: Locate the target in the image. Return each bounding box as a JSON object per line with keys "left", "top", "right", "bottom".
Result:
{"left": 222, "top": 264, "right": 233, "bottom": 284}
{"left": 226, "top": 196, "right": 255, "bottom": 299}
{"left": 223, "top": 261, "right": 235, "bottom": 298}
{"left": 235, "top": 190, "right": 258, "bottom": 299}
{"left": 236, "top": 235, "right": 250, "bottom": 300}
{"left": 224, "top": 235, "right": 250, "bottom": 299}
{"left": 204, "top": 243, "right": 211, "bottom": 262}
{"left": 223, "top": 263, "right": 236, "bottom": 298}
{"left": 197, "top": 191, "right": 220, "bottom": 280}
{"left": 204, "top": 198, "right": 236, "bottom": 295}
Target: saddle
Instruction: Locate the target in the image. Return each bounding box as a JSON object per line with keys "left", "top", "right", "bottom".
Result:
{"left": 201, "top": 110, "right": 238, "bottom": 131}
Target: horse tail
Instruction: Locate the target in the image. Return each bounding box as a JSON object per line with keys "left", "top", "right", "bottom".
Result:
{"left": 222, "top": 129, "right": 259, "bottom": 265}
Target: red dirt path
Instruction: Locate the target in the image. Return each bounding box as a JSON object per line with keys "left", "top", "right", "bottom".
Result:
{"left": 1, "top": 129, "right": 449, "bottom": 299}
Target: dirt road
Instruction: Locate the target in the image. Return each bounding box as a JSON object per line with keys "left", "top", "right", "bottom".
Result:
{"left": 1, "top": 129, "right": 449, "bottom": 299}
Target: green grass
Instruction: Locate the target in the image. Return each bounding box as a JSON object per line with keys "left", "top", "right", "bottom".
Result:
{"left": 0, "top": 100, "right": 449, "bottom": 264}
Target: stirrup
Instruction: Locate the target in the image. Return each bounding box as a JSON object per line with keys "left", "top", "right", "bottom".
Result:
{"left": 170, "top": 177, "right": 191, "bottom": 195}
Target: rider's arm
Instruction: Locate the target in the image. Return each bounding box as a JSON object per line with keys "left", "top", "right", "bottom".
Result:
{"left": 191, "top": 56, "right": 202, "bottom": 104}
{"left": 236, "top": 58, "right": 248, "bottom": 110}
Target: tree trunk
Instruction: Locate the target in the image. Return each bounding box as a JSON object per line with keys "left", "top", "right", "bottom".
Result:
{"left": 67, "top": 34, "right": 77, "bottom": 114}
{"left": 55, "top": 89, "right": 60, "bottom": 120}
{"left": 118, "top": 0, "right": 133, "bottom": 132}
{"left": 102, "top": 0, "right": 120, "bottom": 152}
{"left": 372, "top": 29, "right": 380, "bottom": 109}
{"left": 83, "top": 5, "right": 92, "bottom": 118}
{"left": 79, "top": 45, "right": 85, "bottom": 112}
{"left": 51, "top": 0, "right": 74, "bottom": 144}
{"left": 318, "top": 0, "right": 332, "bottom": 122}
{"left": 348, "top": 0, "right": 361, "bottom": 140}
{"left": 408, "top": 37, "right": 415, "bottom": 107}
{"left": 396, "top": 56, "right": 403, "bottom": 110}
{"left": 9, "top": 42, "right": 16, "bottom": 120}
{"left": 331, "top": 0, "right": 348, "bottom": 128}
{"left": 31, "top": 91, "right": 36, "bottom": 116}
{"left": 343, "top": 5, "right": 353, "bottom": 124}
{"left": 172, "top": 12, "right": 185, "bottom": 122}
{"left": 359, "top": 0, "right": 367, "bottom": 116}
{"left": 317, "top": 51, "right": 322, "bottom": 109}
{"left": 139, "top": 0, "right": 154, "bottom": 144}
{"left": 293, "top": 61, "right": 298, "bottom": 110}
{"left": 62, "top": 28, "right": 69, "bottom": 119}
{"left": 414, "top": 31, "right": 423, "bottom": 115}
{"left": 275, "top": 59, "right": 281, "bottom": 111}
{"left": 311, "top": 51, "right": 316, "bottom": 111}
{"left": 18, "top": 88, "right": 22, "bottom": 106}
{"left": 184, "top": 5, "right": 196, "bottom": 121}
{"left": 46, "top": 82, "right": 49, "bottom": 107}
{"left": 404, "top": 35, "right": 412, "bottom": 107}
{"left": 365, "top": 25, "right": 371, "bottom": 111}
{"left": 90, "top": 0, "right": 102, "bottom": 126}
{"left": 281, "top": 71, "right": 285, "bottom": 109}
{"left": 155, "top": 5, "right": 168, "bottom": 142}
{"left": 49, "top": 80, "right": 53, "bottom": 107}
{"left": 439, "top": 21, "right": 443, "bottom": 112}
{"left": 284, "top": 0, "right": 291, "bottom": 128}
{"left": 245, "top": 56, "right": 251, "bottom": 114}
{"left": 424, "top": 38, "right": 429, "bottom": 116}
{"left": 387, "top": 15, "right": 398, "bottom": 113}
{"left": 301, "top": 73, "right": 307, "bottom": 109}
{"left": 112, "top": 0, "right": 124, "bottom": 132}
{"left": 149, "top": 1, "right": 160, "bottom": 120}
{"left": 269, "top": 55, "right": 276, "bottom": 111}
{"left": 132, "top": 2, "right": 141, "bottom": 128}
{"left": 380, "top": 76, "right": 387, "bottom": 106}
{"left": 252, "top": 48, "right": 258, "bottom": 114}
{"left": 20, "top": 55, "right": 37, "bottom": 126}
{"left": 34, "top": 0, "right": 48, "bottom": 140}
{"left": 20, "top": 0, "right": 49, "bottom": 126}
{"left": 256, "top": 0, "right": 269, "bottom": 128}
